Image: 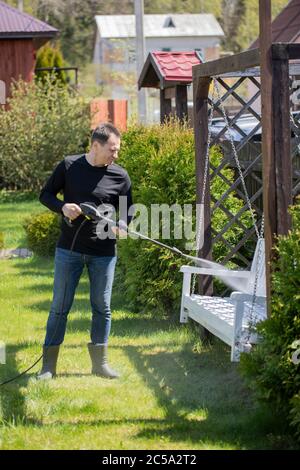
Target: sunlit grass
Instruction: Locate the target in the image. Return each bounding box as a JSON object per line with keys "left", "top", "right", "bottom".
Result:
{"left": 0, "top": 195, "right": 297, "bottom": 450}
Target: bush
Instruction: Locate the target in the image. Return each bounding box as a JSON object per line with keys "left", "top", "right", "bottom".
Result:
{"left": 23, "top": 211, "right": 61, "bottom": 257}
{"left": 35, "top": 43, "right": 67, "bottom": 84}
{"left": 0, "top": 78, "right": 90, "bottom": 190}
{"left": 240, "top": 199, "right": 300, "bottom": 440}
{"left": 116, "top": 120, "right": 252, "bottom": 315}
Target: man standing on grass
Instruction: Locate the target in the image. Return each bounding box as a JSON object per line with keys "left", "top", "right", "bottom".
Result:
{"left": 38, "top": 123, "right": 133, "bottom": 380}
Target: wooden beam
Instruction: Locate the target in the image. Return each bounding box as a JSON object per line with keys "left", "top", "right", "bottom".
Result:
{"left": 272, "top": 57, "right": 292, "bottom": 236}
{"left": 271, "top": 43, "right": 289, "bottom": 60}
{"left": 260, "top": 1, "right": 292, "bottom": 315}
{"left": 193, "top": 48, "right": 260, "bottom": 79}
{"left": 175, "top": 85, "right": 188, "bottom": 121}
{"left": 160, "top": 89, "right": 172, "bottom": 123}
{"left": 260, "top": 0, "right": 273, "bottom": 315}
{"left": 164, "top": 87, "right": 175, "bottom": 99}
{"left": 287, "top": 43, "right": 300, "bottom": 60}
{"left": 208, "top": 63, "right": 300, "bottom": 78}
{"left": 271, "top": 43, "right": 300, "bottom": 60}
{"left": 193, "top": 76, "right": 213, "bottom": 295}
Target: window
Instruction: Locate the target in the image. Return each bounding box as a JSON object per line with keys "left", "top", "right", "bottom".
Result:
{"left": 163, "top": 16, "right": 176, "bottom": 28}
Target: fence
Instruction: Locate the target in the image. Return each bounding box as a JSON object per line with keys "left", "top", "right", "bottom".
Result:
{"left": 192, "top": 44, "right": 300, "bottom": 296}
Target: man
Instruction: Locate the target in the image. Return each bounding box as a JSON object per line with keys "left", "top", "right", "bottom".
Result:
{"left": 38, "top": 123, "right": 133, "bottom": 380}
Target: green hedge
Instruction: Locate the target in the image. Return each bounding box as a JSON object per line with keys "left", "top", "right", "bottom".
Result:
{"left": 35, "top": 44, "right": 67, "bottom": 84}
{"left": 0, "top": 78, "right": 90, "bottom": 191}
{"left": 23, "top": 212, "right": 61, "bottom": 257}
{"left": 116, "top": 120, "right": 252, "bottom": 315}
{"left": 240, "top": 199, "right": 300, "bottom": 440}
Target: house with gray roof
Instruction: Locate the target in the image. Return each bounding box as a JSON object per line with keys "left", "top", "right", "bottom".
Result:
{"left": 93, "top": 13, "right": 224, "bottom": 77}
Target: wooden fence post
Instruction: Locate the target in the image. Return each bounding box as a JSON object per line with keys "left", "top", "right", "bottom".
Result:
{"left": 260, "top": 1, "right": 292, "bottom": 315}
{"left": 160, "top": 89, "right": 172, "bottom": 123}
{"left": 175, "top": 85, "right": 188, "bottom": 122}
{"left": 193, "top": 75, "right": 213, "bottom": 295}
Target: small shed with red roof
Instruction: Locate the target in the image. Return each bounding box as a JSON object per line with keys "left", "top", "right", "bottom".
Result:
{"left": 138, "top": 51, "right": 202, "bottom": 123}
{"left": 0, "top": 1, "right": 58, "bottom": 105}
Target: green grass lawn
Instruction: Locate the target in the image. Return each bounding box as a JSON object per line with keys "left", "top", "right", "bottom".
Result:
{"left": 0, "top": 191, "right": 42, "bottom": 249}
{"left": 0, "top": 193, "right": 297, "bottom": 450}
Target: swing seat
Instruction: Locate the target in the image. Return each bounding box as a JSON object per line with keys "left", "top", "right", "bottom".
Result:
{"left": 180, "top": 239, "right": 267, "bottom": 361}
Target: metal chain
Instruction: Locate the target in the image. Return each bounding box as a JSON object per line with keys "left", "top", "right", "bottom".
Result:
{"left": 213, "top": 78, "right": 267, "bottom": 342}
{"left": 191, "top": 77, "right": 266, "bottom": 347}
{"left": 191, "top": 81, "right": 216, "bottom": 296}
{"left": 242, "top": 214, "right": 265, "bottom": 345}
{"left": 214, "top": 79, "right": 260, "bottom": 239}
{"left": 290, "top": 110, "right": 300, "bottom": 129}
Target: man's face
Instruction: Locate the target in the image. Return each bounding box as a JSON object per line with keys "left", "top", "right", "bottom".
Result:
{"left": 95, "top": 133, "right": 121, "bottom": 165}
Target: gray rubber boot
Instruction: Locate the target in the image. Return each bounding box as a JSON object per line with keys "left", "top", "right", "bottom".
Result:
{"left": 88, "top": 343, "right": 119, "bottom": 379}
{"left": 37, "top": 345, "right": 60, "bottom": 380}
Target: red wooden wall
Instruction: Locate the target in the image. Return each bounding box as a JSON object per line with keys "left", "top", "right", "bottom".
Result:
{"left": 0, "top": 39, "right": 35, "bottom": 103}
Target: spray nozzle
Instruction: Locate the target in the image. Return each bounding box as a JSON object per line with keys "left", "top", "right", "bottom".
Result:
{"left": 80, "top": 202, "right": 102, "bottom": 221}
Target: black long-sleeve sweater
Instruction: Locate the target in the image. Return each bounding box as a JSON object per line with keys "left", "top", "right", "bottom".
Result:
{"left": 39, "top": 154, "right": 133, "bottom": 256}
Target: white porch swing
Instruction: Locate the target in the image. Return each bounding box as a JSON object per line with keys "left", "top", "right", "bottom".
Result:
{"left": 179, "top": 78, "right": 267, "bottom": 361}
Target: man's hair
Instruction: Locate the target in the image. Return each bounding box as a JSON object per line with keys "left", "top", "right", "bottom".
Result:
{"left": 91, "top": 122, "right": 120, "bottom": 145}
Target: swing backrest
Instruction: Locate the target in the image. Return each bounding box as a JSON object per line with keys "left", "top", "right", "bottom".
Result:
{"left": 245, "top": 238, "right": 266, "bottom": 297}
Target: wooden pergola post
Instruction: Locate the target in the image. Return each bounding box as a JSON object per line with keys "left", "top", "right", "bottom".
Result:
{"left": 160, "top": 89, "right": 172, "bottom": 123}
{"left": 193, "top": 75, "right": 213, "bottom": 295}
{"left": 259, "top": 0, "right": 292, "bottom": 314}
{"left": 175, "top": 85, "right": 188, "bottom": 122}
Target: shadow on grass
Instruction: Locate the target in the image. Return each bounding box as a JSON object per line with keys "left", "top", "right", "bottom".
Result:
{"left": 64, "top": 304, "right": 173, "bottom": 340}
{"left": 9, "top": 340, "right": 292, "bottom": 450}
{"left": 118, "top": 341, "right": 295, "bottom": 450}
{"left": 0, "top": 335, "right": 297, "bottom": 449}
{"left": 0, "top": 341, "right": 41, "bottom": 426}
{"left": 2, "top": 256, "right": 298, "bottom": 449}
{"left": 13, "top": 256, "right": 55, "bottom": 277}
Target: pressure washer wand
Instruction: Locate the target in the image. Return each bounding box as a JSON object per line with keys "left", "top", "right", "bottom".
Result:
{"left": 79, "top": 203, "right": 231, "bottom": 270}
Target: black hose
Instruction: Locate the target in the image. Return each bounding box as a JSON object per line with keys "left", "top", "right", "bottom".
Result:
{"left": 0, "top": 218, "right": 88, "bottom": 387}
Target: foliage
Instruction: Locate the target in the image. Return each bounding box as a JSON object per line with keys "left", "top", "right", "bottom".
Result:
{"left": 116, "top": 120, "right": 252, "bottom": 315}
{"left": 6, "top": 0, "right": 288, "bottom": 68}
{"left": 0, "top": 78, "right": 90, "bottom": 191}
{"left": 35, "top": 43, "right": 67, "bottom": 84}
{"left": 219, "top": 0, "right": 246, "bottom": 53}
{"left": 23, "top": 211, "right": 61, "bottom": 257}
{"left": 36, "top": 0, "right": 103, "bottom": 67}
{"left": 240, "top": 199, "right": 300, "bottom": 440}
{"left": 0, "top": 231, "right": 4, "bottom": 250}
{"left": 236, "top": 0, "right": 288, "bottom": 51}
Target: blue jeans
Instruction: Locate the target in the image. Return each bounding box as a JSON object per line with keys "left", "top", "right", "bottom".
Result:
{"left": 44, "top": 247, "right": 117, "bottom": 346}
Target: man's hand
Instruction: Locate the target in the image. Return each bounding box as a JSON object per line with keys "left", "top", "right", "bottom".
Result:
{"left": 62, "top": 203, "right": 82, "bottom": 221}
{"left": 111, "top": 225, "right": 127, "bottom": 238}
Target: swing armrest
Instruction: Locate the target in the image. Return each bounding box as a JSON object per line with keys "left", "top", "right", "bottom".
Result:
{"left": 180, "top": 265, "right": 251, "bottom": 278}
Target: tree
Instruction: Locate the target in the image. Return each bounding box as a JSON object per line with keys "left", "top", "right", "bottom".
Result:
{"left": 237, "top": 0, "right": 290, "bottom": 51}
{"left": 35, "top": 43, "right": 67, "bottom": 84}
{"left": 5, "top": 0, "right": 291, "bottom": 63}
{"left": 34, "top": 0, "right": 133, "bottom": 67}
{"left": 219, "top": 0, "right": 246, "bottom": 53}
